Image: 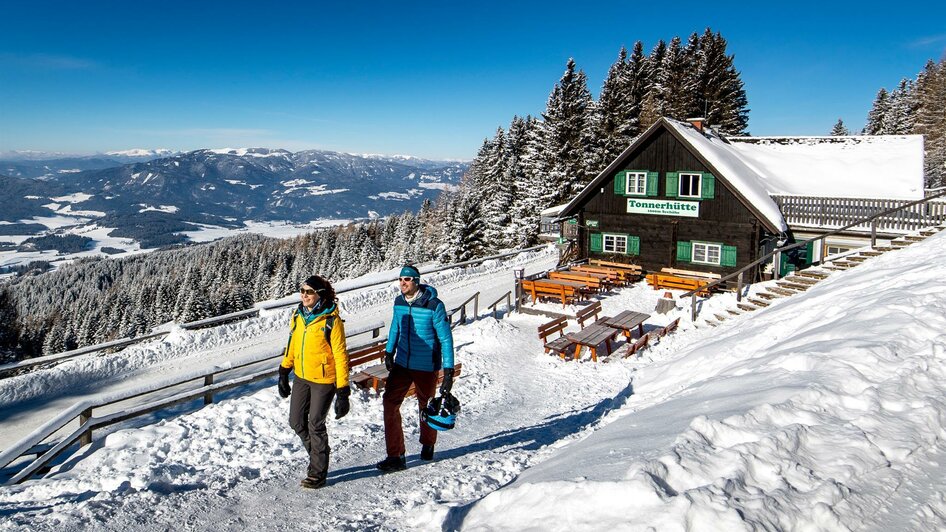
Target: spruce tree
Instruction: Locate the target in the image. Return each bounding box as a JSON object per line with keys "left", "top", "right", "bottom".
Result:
{"left": 830, "top": 118, "right": 849, "bottom": 136}
{"left": 864, "top": 88, "right": 889, "bottom": 135}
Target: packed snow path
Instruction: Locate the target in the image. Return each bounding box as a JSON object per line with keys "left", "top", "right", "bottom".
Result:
{"left": 3, "top": 232, "right": 946, "bottom": 530}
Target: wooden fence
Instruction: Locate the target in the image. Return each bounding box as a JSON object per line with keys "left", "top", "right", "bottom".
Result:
{"left": 771, "top": 195, "right": 946, "bottom": 233}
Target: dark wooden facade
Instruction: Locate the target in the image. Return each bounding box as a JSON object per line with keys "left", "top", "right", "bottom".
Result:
{"left": 568, "top": 123, "right": 778, "bottom": 277}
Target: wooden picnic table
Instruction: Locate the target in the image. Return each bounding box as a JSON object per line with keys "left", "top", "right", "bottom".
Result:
{"left": 566, "top": 322, "right": 619, "bottom": 362}
{"left": 352, "top": 364, "right": 389, "bottom": 392}
{"left": 541, "top": 278, "right": 588, "bottom": 290}
{"left": 603, "top": 310, "right": 650, "bottom": 340}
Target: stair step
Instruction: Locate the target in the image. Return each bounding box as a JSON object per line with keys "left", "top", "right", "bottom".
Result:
{"left": 845, "top": 256, "right": 868, "bottom": 262}
{"left": 756, "top": 291, "right": 783, "bottom": 300}
{"left": 831, "top": 261, "right": 859, "bottom": 268}
{"left": 904, "top": 235, "right": 926, "bottom": 241}
{"left": 747, "top": 298, "right": 770, "bottom": 307}
{"left": 784, "top": 275, "right": 818, "bottom": 285}
{"left": 736, "top": 303, "right": 759, "bottom": 312}
{"left": 859, "top": 250, "right": 885, "bottom": 256}
{"left": 768, "top": 287, "right": 795, "bottom": 296}
{"left": 703, "top": 320, "right": 719, "bottom": 327}
{"left": 796, "top": 270, "right": 830, "bottom": 280}
{"left": 870, "top": 246, "right": 893, "bottom": 252}
{"left": 776, "top": 281, "right": 809, "bottom": 291}
{"left": 822, "top": 265, "right": 848, "bottom": 271}
{"left": 890, "top": 240, "right": 914, "bottom": 247}
{"left": 714, "top": 313, "right": 729, "bottom": 322}
{"left": 920, "top": 230, "right": 938, "bottom": 236}
{"left": 727, "top": 308, "right": 743, "bottom": 316}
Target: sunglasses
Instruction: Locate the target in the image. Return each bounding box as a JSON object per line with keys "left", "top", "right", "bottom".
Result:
{"left": 300, "top": 288, "right": 318, "bottom": 296}
{"left": 399, "top": 277, "right": 417, "bottom": 283}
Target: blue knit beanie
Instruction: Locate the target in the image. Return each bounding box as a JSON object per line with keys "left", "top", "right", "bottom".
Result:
{"left": 399, "top": 265, "right": 420, "bottom": 280}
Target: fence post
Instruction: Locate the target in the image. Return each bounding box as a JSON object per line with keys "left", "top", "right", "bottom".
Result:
{"left": 514, "top": 268, "right": 525, "bottom": 313}
{"left": 736, "top": 271, "right": 744, "bottom": 302}
{"left": 474, "top": 293, "right": 479, "bottom": 320}
{"left": 871, "top": 220, "right": 877, "bottom": 249}
{"left": 690, "top": 294, "right": 697, "bottom": 321}
{"left": 773, "top": 250, "right": 782, "bottom": 280}
{"left": 204, "top": 374, "right": 214, "bottom": 405}
{"left": 505, "top": 292, "right": 511, "bottom": 316}
{"left": 80, "top": 407, "right": 93, "bottom": 446}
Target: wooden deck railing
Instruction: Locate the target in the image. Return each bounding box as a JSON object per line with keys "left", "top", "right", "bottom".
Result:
{"left": 771, "top": 194, "right": 946, "bottom": 233}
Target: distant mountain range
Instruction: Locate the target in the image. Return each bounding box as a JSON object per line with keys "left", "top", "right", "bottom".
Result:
{"left": 0, "top": 148, "right": 466, "bottom": 248}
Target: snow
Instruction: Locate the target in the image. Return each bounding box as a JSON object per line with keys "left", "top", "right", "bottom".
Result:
{"left": 137, "top": 205, "right": 179, "bottom": 214}
{"left": 729, "top": 135, "right": 925, "bottom": 200}
{"left": 49, "top": 193, "right": 94, "bottom": 204}
{"left": 3, "top": 232, "right": 946, "bottom": 530}
{"left": 104, "top": 149, "right": 175, "bottom": 158}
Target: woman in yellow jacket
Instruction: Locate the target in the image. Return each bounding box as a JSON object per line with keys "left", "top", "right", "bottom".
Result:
{"left": 277, "top": 275, "right": 350, "bottom": 489}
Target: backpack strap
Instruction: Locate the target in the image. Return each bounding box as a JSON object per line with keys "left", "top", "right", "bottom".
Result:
{"left": 324, "top": 315, "right": 335, "bottom": 344}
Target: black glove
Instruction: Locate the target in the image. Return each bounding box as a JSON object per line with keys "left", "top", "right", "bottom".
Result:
{"left": 277, "top": 366, "right": 292, "bottom": 399}
{"left": 334, "top": 386, "right": 351, "bottom": 419}
{"left": 440, "top": 368, "right": 455, "bottom": 395}
{"left": 384, "top": 351, "right": 394, "bottom": 372}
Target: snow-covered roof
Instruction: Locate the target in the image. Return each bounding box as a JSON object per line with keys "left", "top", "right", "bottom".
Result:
{"left": 726, "top": 135, "right": 925, "bottom": 200}
{"left": 663, "top": 119, "right": 788, "bottom": 232}
{"left": 540, "top": 203, "right": 567, "bottom": 217}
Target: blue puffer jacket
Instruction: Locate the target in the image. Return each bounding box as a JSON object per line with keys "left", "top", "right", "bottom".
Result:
{"left": 385, "top": 284, "right": 454, "bottom": 372}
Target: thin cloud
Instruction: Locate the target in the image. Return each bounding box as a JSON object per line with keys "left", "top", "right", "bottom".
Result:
{"left": 0, "top": 52, "right": 99, "bottom": 70}
{"left": 907, "top": 34, "right": 946, "bottom": 49}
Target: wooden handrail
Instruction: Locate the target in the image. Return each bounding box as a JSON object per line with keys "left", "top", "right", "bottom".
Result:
{"left": 0, "top": 321, "right": 384, "bottom": 484}
{"left": 447, "top": 292, "right": 480, "bottom": 328}
{"left": 487, "top": 291, "right": 512, "bottom": 319}
{"left": 1, "top": 245, "right": 548, "bottom": 377}
{"left": 680, "top": 190, "right": 946, "bottom": 320}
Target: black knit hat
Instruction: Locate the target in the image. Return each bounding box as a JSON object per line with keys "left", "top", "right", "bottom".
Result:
{"left": 302, "top": 275, "right": 326, "bottom": 293}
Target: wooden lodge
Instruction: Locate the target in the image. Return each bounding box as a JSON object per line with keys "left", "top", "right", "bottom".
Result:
{"left": 557, "top": 117, "right": 788, "bottom": 281}
{"left": 554, "top": 117, "right": 934, "bottom": 279}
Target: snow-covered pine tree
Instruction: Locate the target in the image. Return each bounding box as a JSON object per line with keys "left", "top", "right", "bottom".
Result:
{"left": 594, "top": 47, "right": 636, "bottom": 167}
{"left": 543, "top": 58, "right": 596, "bottom": 205}
{"left": 694, "top": 29, "right": 749, "bottom": 135}
{"left": 830, "top": 118, "right": 849, "bottom": 136}
{"left": 915, "top": 59, "right": 946, "bottom": 188}
{"left": 482, "top": 127, "right": 515, "bottom": 252}
{"left": 657, "top": 36, "right": 696, "bottom": 121}
{"left": 639, "top": 40, "right": 667, "bottom": 131}
{"left": 864, "top": 88, "right": 889, "bottom": 135}
{"left": 885, "top": 78, "right": 918, "bottom": 135}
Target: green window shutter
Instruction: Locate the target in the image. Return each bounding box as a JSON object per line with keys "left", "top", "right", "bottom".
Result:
{"left": 701, "top": 173, "right": 716, "bottom": 199}
{"left": 627, "top": 235, "right": 640, "bottom": 255}
{"left": 646, "top": 171, "right": 658, "bottom": 196}
{"left": 805, "top": 241, "right": 814, "bottom": 265}
{"left": 613, "top": 171, "right": 626, "bottom": 196}
{"left": 589, "top": 233, "right": 603, "bottom": 252}
{"left": 676, "top": 240, "right": 691, "bottom": 262}
{"left": 666, "top": 172, "right": 679, "bottom": 198}
{"left": 721, "top": 245, "right": 737, "bottom": 267}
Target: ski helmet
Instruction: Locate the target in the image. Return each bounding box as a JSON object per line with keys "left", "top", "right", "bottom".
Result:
{"left": 422, "top": 392, "right": 461, "bottom": 431}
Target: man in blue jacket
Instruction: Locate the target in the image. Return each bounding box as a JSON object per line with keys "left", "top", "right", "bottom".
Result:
{"left": 377, "top": 264, "right": 455, "bottom": 472}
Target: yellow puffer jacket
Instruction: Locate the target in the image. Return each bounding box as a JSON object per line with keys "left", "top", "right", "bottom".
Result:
{"left": 280, "top": 304, "right": 350, "bottom": 387}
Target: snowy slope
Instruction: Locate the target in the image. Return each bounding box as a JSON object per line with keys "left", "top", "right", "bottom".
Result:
{"left": 2, "top": 232, "right": 946, "bottom": 531}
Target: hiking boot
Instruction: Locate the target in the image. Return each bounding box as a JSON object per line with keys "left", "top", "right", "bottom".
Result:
{"left": 376, "top": 455, "right": 407, "bottom": 473}
{"left": 421, "top": 444, "right": 435, "bottom": 461}
{"left": 300, "top": 476, "right": 326, "bottom": 489}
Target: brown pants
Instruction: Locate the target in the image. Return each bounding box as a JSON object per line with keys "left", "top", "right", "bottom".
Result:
{"left": 382, "top": 365, "right": 438, "bottom": 457}
{"left": 289, "top": 377, "right": 335, "bottom": 479}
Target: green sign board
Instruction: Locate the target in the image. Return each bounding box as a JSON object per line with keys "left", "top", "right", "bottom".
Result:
{"left": 586, "top": 220, "right": 599, "bottom": 228}
{"left": 627, "top": 198, "right": 699, "bottom": 218}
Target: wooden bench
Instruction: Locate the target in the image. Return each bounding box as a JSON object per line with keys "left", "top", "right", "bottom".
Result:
{"left": 645, "top": 272, "right": 711, "bottom": 296}
{"left": 538, "top": 316, "right": 576, "bottom": 359}
{"left": 575, "top": 301, "right": 609, "bottom": 329}
{"left": 660, "top": 267, "right": 721, "bottom": 280}
{"left": 548, "top": 271, "right": 606, "bottom": 292}
{"left": 651, "top": 317, "right": 681, "bottom": 338}
{"left": 623, "top": 333, "right": 650, "bottom": 358}
{"left": 521, "top": 278, "right": 587, "bottom": 307}
{"left": 571, "top": 265, "right": 632, "bottom": 285}
{"left": 589, "top": 260, "right": 644, "bottom": 281}
{"left": 350, "top": 339, "right": 462, "bottom": 396}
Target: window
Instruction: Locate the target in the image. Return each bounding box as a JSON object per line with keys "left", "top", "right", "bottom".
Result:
{"left": 692, "top": 242, "right": 721, "bottom": 265}
{"left": 625, "top": 172, "right": 647, "bottom": 196}
{"left": 679, "top": 172, "right": 702, "bottom": 198}
{"left": 825, "top": 245, "right": 853, "bottom": 257}
{"left": 603, "top": 234, "right": 627, "bottom": 254}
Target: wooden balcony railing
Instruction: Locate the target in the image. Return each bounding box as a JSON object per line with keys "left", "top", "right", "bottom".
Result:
{"left": 771, "top": 195, "right": 946, "bottom": 233}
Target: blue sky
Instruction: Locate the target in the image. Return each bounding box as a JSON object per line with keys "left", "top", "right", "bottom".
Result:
{"left": 1, "top": 1, "right": 944, "bottom": 160}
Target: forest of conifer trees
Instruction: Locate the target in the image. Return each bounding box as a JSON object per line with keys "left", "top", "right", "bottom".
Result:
{"left": 860, "top": 57, "right": 946, "bottom": 189}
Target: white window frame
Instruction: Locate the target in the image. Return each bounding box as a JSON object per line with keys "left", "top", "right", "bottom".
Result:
{"left": 678, "top": 172, "right": 702, "bottom": 198}
{"left": 691, "top": 241, "right": 721, "bottom": 265}
{"left": 624, "top": 171, "right": 647, "bottom": 196}
{"left": 825, "top": 245, "right": 853, "bottom": 257}
{"left": 603, "top": 233, "right": 628, "bottom": 254}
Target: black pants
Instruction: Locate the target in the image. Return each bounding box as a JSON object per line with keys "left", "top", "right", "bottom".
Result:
{"left": 289, "top": 377, "right": 336, "bottom": 479}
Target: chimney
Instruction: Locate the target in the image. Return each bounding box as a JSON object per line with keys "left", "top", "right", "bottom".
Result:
{"left": 686, "top": 117, "right": 706, "bottom": 133}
